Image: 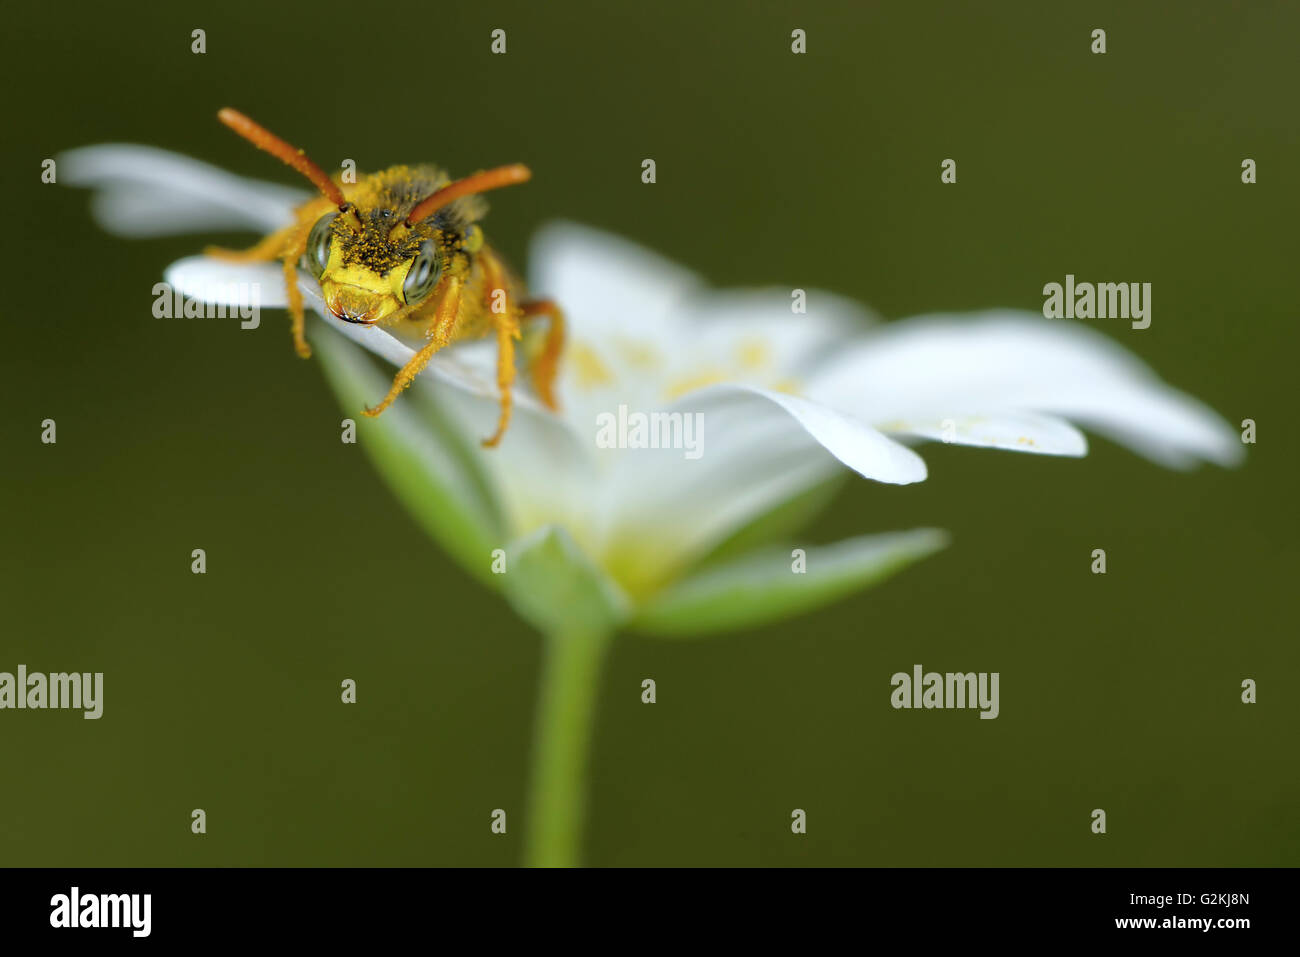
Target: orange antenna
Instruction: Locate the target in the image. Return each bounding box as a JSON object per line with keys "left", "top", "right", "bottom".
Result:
{"left": 217, "top": 108, "right": 347, "bottom": 208}
{"left": 406, "top": 164, "right": 532, "bottom": 226}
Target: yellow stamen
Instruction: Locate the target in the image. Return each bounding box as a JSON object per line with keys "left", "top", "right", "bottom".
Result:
{"left": 664, "top": 367, "right": 729, "bottom": 400}
{"left": 614, "top": 337, "right": 663, "bottom": 370}
{"left": 571, "top": 343, "right": 614, "bottom": 389}
{"left": 769, "top": 378, "right": 802, "bottom": 395}
{"left": 736, "top": 339, "right": 770, "bottom": 370}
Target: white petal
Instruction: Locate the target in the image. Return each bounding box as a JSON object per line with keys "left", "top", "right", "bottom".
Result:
{"left": 528, "top": 221, "right": 702, "bottom": 339}
{"left": 729, "top": 386, "right": 928, "bottom": 485}
{"left": 60, "top": 145, "right": 307, "bottom": 236}
{"left": 162, "top": 256, "right": 558, "bottom": 412}
{"left": 809, "top": 312, "right": 1242, "bottom": 467}
{"left": 409, "top": 378, "right": 603, "bottom": 580}
{"left": 889, "top": 412, "right": 1088, "bottom": 456}
{"left": 1058, "top": 382, "right": 1242, "bottom": 469}
{"left": 688, "top": 288, "right": 876, "bottom": 377}
{"left": 587, "top": 384, "right": 928, "bottom": 597}
{"left": 597, "top": 387, "right": 844, "bottom": 584}
{"left": 165, "top": 256, "right": 286, "bottom": 308}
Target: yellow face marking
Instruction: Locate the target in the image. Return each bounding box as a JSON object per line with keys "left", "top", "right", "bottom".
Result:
{"left": 318, "top": 246, "right": 414, "bottom": 324}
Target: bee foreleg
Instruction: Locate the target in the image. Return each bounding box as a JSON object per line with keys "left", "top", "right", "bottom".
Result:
{"left": 203, "top": 226, "right": 295, "bottom": 263}
{"left": 203, "top": 223, "right": 312, "bottom": 358}
{"left": 362, "top": 276, "right": 463, "bottom": 418}
{"left": 520, "top": 298, "right": 566, "bottom": 412}
{"left": 278, "top": 220, "right": 315, "bottom": 359}
{"left": 481, "top": 310, "right": 521, "bottom": 448}
{"left": 480, "top": 255, "right": 522, "bottom": 448}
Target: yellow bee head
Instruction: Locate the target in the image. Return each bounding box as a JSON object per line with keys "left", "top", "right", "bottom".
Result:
{"left": 305, "top": 207, "right": 445, "bottom": 325}
{"left": 215, "top": 108, "right": 530, "bottom": 325}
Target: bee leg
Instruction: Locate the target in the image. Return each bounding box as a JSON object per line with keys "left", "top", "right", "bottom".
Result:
{"left": 279, "top": 221, "right": 313, "bottom": 358}
{"left": 203, "top": 224, "right": 312, "bottom": 358}
{"left": 520, "top": 299, "right": 566, "bottom": 412}
{"left": 362, "top": 277, "right": 463, "bottom": 418}
{"left": 481, "top": 311, "right": 521, "bottom": 448}
{"left": 203, "top": 226, "right": 294, "bottom": 263}
{"left": 479, "top": 257, "right": 522, "bottom": 448}
{"left": 207, "top": 193, "right": 337, "bottom": 359}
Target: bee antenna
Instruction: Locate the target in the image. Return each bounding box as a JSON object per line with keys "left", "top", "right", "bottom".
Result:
{"left": 217, "top": 108, "right": 348, "bottom": 209}
{"left": 406, "top": 164, "right": 532, "bottom": 226}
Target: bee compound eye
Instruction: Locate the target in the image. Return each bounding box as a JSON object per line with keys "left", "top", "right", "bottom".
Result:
{"left": 402, "top": 240, "right": 443, "bottom": 305}
{"left": 305, "top": 212, "right": 338, "bottom": 278}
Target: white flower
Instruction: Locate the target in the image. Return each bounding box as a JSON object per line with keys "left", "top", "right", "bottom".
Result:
{"left": 61, "top": 145, "right": 1242, "bottom": 636}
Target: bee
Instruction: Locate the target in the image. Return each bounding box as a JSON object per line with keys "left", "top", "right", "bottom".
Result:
{"left": 208, "top": 108, "right": 564, "bottom": 447}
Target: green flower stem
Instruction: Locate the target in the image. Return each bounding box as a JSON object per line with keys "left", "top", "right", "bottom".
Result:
{"left": 524, "top": 624, "right": 613, "bottom": 867}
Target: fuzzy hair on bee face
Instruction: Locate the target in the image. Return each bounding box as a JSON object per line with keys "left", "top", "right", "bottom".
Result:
{"left": 305, "top": 167, "right": 487, "bottom": 325}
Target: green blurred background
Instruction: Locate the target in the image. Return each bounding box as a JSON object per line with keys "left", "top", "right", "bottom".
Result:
{"left": 3, "top": 0, "right": 1296, "bottom": 866}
